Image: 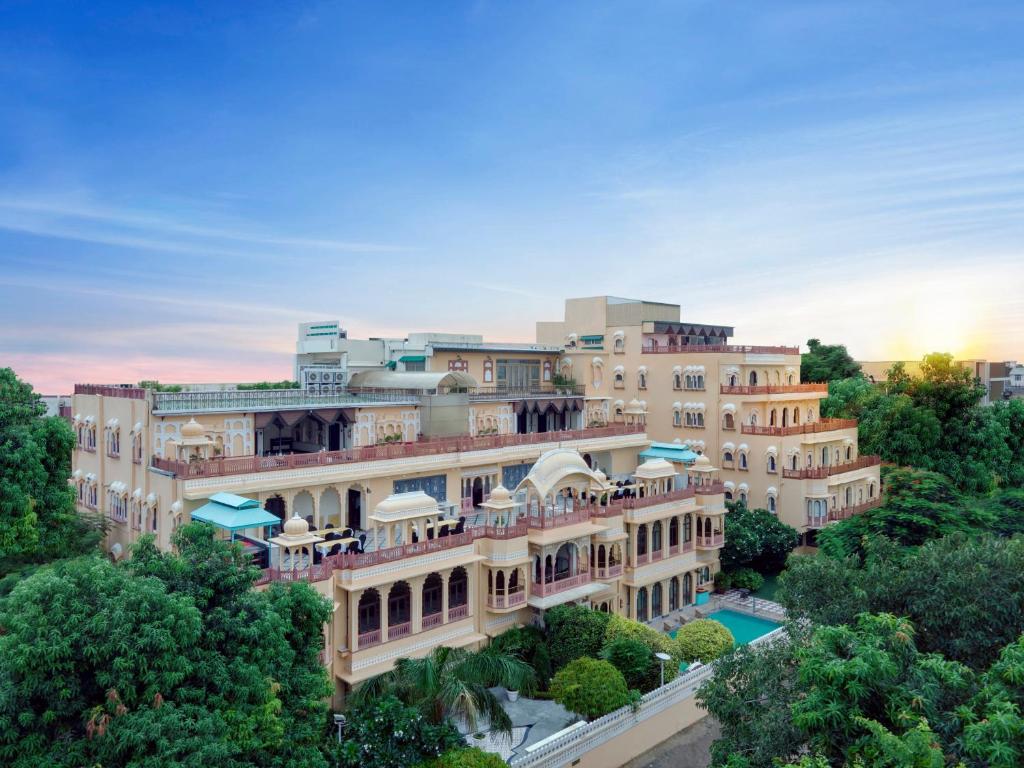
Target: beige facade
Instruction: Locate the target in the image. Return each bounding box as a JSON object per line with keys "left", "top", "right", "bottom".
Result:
{"left": 71, "top": 375, "right": 724, "bottom": 707}
{"left": 538, "top": 297, "right": 882, "bottom": 538}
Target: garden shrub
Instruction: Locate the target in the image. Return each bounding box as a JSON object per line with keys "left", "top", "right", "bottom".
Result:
{"left": 550, "top": 657, "right": 632, "bottom": 719}
{"left": 418, "top": 746, "right": 507, "bottom": 768}
{"left": 604, "top": 614, "right": 681, "bottom": 671}
{"left": 600, "top": 637, "right": 659, "bottom": 691}
{"left": 544, "top": 604, "right": 612, "bottom": 670}
{"left": 727, "top": 567, "right": 764, "bottom": 593}
{"left": 674, "top": 618, "right": 734, "bottom": 663}
{"left": 714, "top": 571, "right": 733, "bottom": 592}
{"left": 489, "top": 624, "right": 551, "bottom": 687}
{"left": 339, "top": 694, "right": 462, "bottom": 768}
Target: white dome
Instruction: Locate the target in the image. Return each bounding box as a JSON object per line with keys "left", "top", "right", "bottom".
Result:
{"left": 180, "top": 418, "right": 204, "bottom": 439}
{"left": 489, "top": 484, "right": 512, "bottom": 503}
{"left": 283, "top": 514, "right": 309, "bottom": 537}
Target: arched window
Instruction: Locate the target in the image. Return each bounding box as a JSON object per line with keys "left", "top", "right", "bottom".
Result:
{"left": 770, "top": 409, "right": 777, "bottom": 426}
{"left": 846, "top": 446, "right": 852, "bottom": 460}
{"left": 652, "top": 521, "right": 663, "bottom": 552}
{"left": 423, "top": 573, "right": 443, "bottom": 619}
{"left": 674, "top": 373, "right": 682, "bottom": 390}
{"left": 869, "top": 483, "right": 876, "bottom": 498}
{"left": 449, "top": 567, "right": 468, "bottom": 609}
{"left": 723, "top": 412, "right": 735, "bottom": 430}
{"left": 387, "top": 582, "right": 411, "bottom": 630}
{"left": 697, "top": 412, "right": 704, "bottom": 427}
{"left": 768, "top": 495, "right": 777, "bottom": 513}
{"left": 614, "top": 371, "right": 624, "bottom": 388}
{"left": 652, "top": 582, "right": 663, "bottom": 618}
{"left": 739, "top": 492, "right": 748, "bottom": 505}
{"left": 768, "top": 455, "right": 777, "bottom": 472}
{"left": 791, "top": 455, "right": 799, "bottom": 470}
{"left": 749, "top": 412, "right": 758, "bottom": 426}
{"left": 739, "top": 452, "right": 748, "bottom": 469}
{"left": 636, "top": 587, "right": 648, "bottom": 622}
{"left": 697, "top": 374, "right": 705, "bottom": 389}
{"left": 358, "top": 589, "right": 381, "bottom": 637}
{"left": 674, "top": 409, "right": 682, "bottom": 427}
{"left": 749, "top": 371, "right": 758, "bottom": 386}
{"left": 669, "top": 517, "right": 679, "bottom": 547}
{"left": 638, "top": 371, "right": 647, "bottom": 390}
{"left": 728, "top": 373, "right": 738, "bottom": 386}
{"left": 723, "top": 451, "right": 734, "bottom": 464}
{"left": 793, "top": 408, "right": 800, "bottom": 425}
{"left": 807, "top": 408, "right": 814, "bottom": 423}
{"left": 483, "top": 358, "right": 493, "bottom": 383}
{"left": 614, "top": 336, "right": 624, "bottom": 353}
{"left": 782, "top": 409, "right": 789, "bottom": 427}
{"left": 636, "top": 524, "right": 648, "bottom": 557}
{"left": 543, "top": 360, "right": 552, "bottom": 382}
{"left": 669, "top": 577, "right": 679, "bottom": 612}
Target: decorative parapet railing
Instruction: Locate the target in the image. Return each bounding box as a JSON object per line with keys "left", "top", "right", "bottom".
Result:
{"left": 591, "top": 564, "right": 623, "bottom": 579}
{"left": 783, "top": 454, "right": 881, "bottom": 480}
{"left": 152, "top": 388, "right": 417, "bottom": 414}
{"left": 741, "top": 417, "right": 859, "bottom": 437}
{"left": 448, "top": 604, "right": 469, "bottom": 622}
{"left": 527, "top": 508, "right": 592, "bottom": 529}
{"left": 813, "top": 497, "right": 883, "bottom": 527}
{"left": 487, "top": 591, "right": 527, "bottom": 609}
{"left": 532, "top": 572, "right": 590, "bottom": 597}
{"left": 623, "top": 486, "right": 694, "bottom": 509}
{"left": 695, "top": 533, "right": 724, "bottom": 549}
{"left": 720, "top": 383, "right": 828, "bottom": 395}
{"left": 74, "top": 383, "right": 147, "bottom": 399}
{"left": 468, "top": 384, "right": 586, "bottom": 400}
{"left": 509, "top": 622, "right": 788, "bottom": 767}
{"left": 641, "top": 344, "right": 799, "bottom": 355}
{"left": 253, "top": 525, "right": 528, "bottom": 586}
{"left": 152, "top": 423, "right": 646, "bottom": 479}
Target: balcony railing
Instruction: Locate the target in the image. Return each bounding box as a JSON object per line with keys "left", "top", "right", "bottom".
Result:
{"left": 487, "top": 591, "right": 527, "bottom": 609}
{"left": 152, "top": 388, "right": 417, "bottom": 414}
{"left": 623, "top": 486, "right": 694, "bottom": 509}
{"left": 388, "top": 621, "right": 412, "bottom": 640}
{"left": 741, "top": 418, "right": 859, "bottom": 437}
{"left": 642, "top": 344, "right": 800, "bottom": 355}
{"left": 357, "top": 629, "right": 381, "bottom": 649}
{"left": 783, "top": 455, "right": 881, "bottom": 480}
{"left": 154, "top": 423, "right": 644, "bottom": 479}
{"left": 422, "top": 611, "right": 444, "bottom": 629}
{"left": 826, "top": 497, "right": 883, "bottom": 522}
{"left": 591, "top": 564, "right": 623, "bottom": 579}
{"left": 695, "top": 533, "right": 724, "bottom": 549}
{"left": 527, "top": 508, "right": 592, "bottom": 529}
{"left": 74, "top": 383, "right": 147, "bottom": 399}
{"left": 448, "top": 604, "right": 469, "bottom": 622}
{"left": 468, "top": 384, "right": 586, "bottom": 401}
{"left": 720, "top": 383, "right": 828, "bottom": 395}
{"left": 532, "top": 571, "right": 590, "bottom": 597}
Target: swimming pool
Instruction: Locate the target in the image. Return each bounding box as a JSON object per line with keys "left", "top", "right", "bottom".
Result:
{"left": 671, "top": 608, "right": 781, "bottom": 646}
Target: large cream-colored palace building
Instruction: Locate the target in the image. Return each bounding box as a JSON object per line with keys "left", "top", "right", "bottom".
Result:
{"left": 69, "top": 295, "right": 879, "bottom": 705}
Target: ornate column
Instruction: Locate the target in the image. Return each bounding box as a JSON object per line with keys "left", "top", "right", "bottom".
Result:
{"left": 380, "top": 588, "right": 390, "bottom": 642}
{"left": 349, "top": 590, "right": 361, "bottom": 651}
{"left": 410, "top": 575, "right": 425, "bottom": 634}
{"left": 441, "top": 572, "right": 449, "bottom": 622}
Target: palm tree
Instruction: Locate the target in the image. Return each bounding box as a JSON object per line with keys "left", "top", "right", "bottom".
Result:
{"left": 351, "top": 645, "right": 535, "bottom": 734}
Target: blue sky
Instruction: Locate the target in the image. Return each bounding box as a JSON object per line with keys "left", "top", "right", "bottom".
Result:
{"left": 2, "top": 1, "right": 1023, "bottom": 392}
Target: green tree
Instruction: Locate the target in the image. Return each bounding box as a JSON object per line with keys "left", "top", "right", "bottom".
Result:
{"left": 550, "top": 657, "right": 633, "bottom": 719}
{"left": 418, "top": 747, "right": 507, "bottom": 768}
{"left": 821, "top": 376, "right": 878, "bottom": 419}
{"left": 600, "top": 637, "right": 657, "bottom": 692}
{"left": 544, "top": 603, "right": 612, "bottom": 670}
{"left": 698, "top": 622, "right": 811, "bottom": 768}
{"left": 338, "top": 695, "right": 462, "bottom": 768}
{"left": 816, "top": 468, "right": 992, "bottom": 558}
{"left": 674, "top": 619, "right": 735, "bottom": 663}
{"left": 0, "top": 368, "right": 103, "bottom": 570}
{"left": 353, "top": 646, "right": 535, "bottom": 735}
{"left": 959, "top": 634, "right": 1024, "bottom": 767}
{"left": 801, "top": 339, "right": 862, "bottom": 383}
{"left": 604, "top": 614, "right": 682, "bottom": 672}
{"left": 720, "top": 504, "right": 800, "bottom": 573}
{"left": 856, "top": 394, "right": 941, "bottom": 469}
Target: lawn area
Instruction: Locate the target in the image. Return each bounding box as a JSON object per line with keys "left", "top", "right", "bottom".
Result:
{"left": 753, "top": 572, "right": 781, "bottom": 601}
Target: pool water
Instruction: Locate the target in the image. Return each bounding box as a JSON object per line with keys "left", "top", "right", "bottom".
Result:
{"left": 670, "top": 608, "right": 781, "bottom": 647}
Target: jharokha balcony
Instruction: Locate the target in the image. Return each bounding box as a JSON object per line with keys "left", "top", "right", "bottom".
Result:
{"left": 486, "top": 589, "right": 527, "bottom": 609}
{"left": 741, "top": 417, "right": 859, "bottom": 437}
{"left": 532, "top": 570, "right": 591, "bottom": 597}
{"left": 152, "top": 423, "right": 645, "bottom": 480}
{"left": 720, "top": 382, "right": 829, "bottom": 396}
{"left": 783, "top": 454, "right": 882, "bottom": 480}
{"left": 695, "top": 532, "right": 724, "bottom": 549}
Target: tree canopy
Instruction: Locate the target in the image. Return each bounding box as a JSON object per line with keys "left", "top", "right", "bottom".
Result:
{"left": 801, "top": 339, "right": 862, "bottom": 383}
{"left": 0, "top": 368, "right": 102, "bottom": 571}
{"left": 0, "top": 524, "right": 333, "bottom": 767}
{"left": 720, "top": 503, "right": 800, "bottom": 573}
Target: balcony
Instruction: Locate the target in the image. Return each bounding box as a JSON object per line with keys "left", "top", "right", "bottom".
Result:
{"left": 152, "top": 423, "right": 646, "bottom": 480}
{"left": 741, "top": 417, "right": 859, "bottom": 437}
{"left": 388, "top": 622, "right": 412, "bottom": 640}
{"left": 422, "top": 611, "right": 444, "bottom": 630}
{"left": 783, "top": 455, "right": 881, "bottom": 480}
{"left": 532, "top": 571, "right": 591, "bottom": 597}
{"left": 642, "top": 344, "right": 800, "bottom": 355}
{"left": 448, "top": 604, "right": 469, "bottom": 622}
{"left": 591, "top": 564, "right": 623, "bottom": 580}
{"left": 468, "top": 384, "right": 586, "bottom": 401}
{"left": 487, "top": 590, "right": 527, "bottom": 609}
{"left": 152, "top": 388, "right": 417, "bottom": 414}
{"left": 74, "top": 383, "right": 147, "bottom": 399}
{"left": 695, "top": 533, "right": 724, "bottom": 549}
{"left": 824, "top": 497, "right": 883, "bottom": 524}
{"left": 526, "top": 507, "right": 591, "bottom": 529}
{"left": 720, "top": 383, "right": 829, "bottom": 396}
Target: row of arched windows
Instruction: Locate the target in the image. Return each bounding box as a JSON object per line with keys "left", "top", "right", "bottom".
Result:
{"left": 356, "top": 568, "right": 469, "bottom": 641}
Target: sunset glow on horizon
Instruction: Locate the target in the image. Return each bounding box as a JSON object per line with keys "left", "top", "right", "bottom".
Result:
{"left": 2, "top": 2, "right": 1022, "bottom": 394}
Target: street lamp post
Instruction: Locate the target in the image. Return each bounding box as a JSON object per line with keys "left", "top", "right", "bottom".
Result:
{"left": 654, "top": 651, "right": 672, "bottom": 688}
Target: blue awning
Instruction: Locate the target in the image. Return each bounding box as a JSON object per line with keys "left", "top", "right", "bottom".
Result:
{"left": 191, "top": 492, "right": 280, "bottom": 531}
{"left": 639, "top": 443, "right": 700, "bottom": 464}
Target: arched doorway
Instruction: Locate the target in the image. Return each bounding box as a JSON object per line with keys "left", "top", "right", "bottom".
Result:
{"left": 683, "top": 572, "right": 693, "bottom": 604}
{"left": 652, "top": 582, "right": 663, "bottom": 618}
{"left": 265, "top": 495, "right": 286, "bottom": 523}
{"left": 388, "top": 582, "right": 411, "bottom": 635}
{"left": 423, "top": 573, "right": 443, "bottom": 624}
{"left": 637, "top": 587, "right": 648, "bottom": 622}
{"left": 449, "top": 567, "right": 469, "bottom": 615}
{"left": 669, "top": 577, "right": 679, "bottom": 611}
{"left": 358, "top": 588, "right": 381, "bottom": 643}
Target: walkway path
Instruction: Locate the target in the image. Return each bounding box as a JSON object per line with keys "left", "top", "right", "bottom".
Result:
{"left": 620, "top": 716, "right": 720, "bottom": 768}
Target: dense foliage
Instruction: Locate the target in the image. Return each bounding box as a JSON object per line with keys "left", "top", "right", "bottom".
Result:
{"left": 418, "top": 747, "right": 508, "bottom": 768}
{"left": 674, "top": 619, "right": 735, "bottom": 663}
{"left": 600, "top": 637, "right": 658, "bottom": 692}
{"left": 338, "top": 695, "right": 462, "bottom": 768}
{"left": 352, "top": 645, "right": 534, "bottom": 734}
{"left": 544, "top": 603, "right": 612, "bottom": 670}
{"left": 703, "top": 610, "right": 1024, "bottom": 768}
{"left": 550, "top": 657, "right": 633, "bottom": 720}
{"left": 486, "top": 624, "right": 552, "bottom": 689}
{"left": 781, "top": 535, "right": 1024, "bottom": 671}
{"left": 720, "top": 503, "right": 799, "bottom": 573}
{"left": 800, "top": 339, "right": 862, "bottom": 383}
{"left": 816, "top": 467, "right": 994, "bottom": 558}
{"left": 604, "top": 613, "right": 682, "bottom": 672}
{"left": 0, "top": 368, "right": 102, "bottom": 570}
{"left": 237, "top": 380, "right": 301, "bottom": 390}
{"left": 823, "top": 353, "right": 1024, "bottom": 493}
{"left": 0, "top": 524, "right": 333, "bottom": 767}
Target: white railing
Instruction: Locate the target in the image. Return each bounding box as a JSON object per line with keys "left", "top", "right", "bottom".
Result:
{"left": 510, "top": 615, "right": 787, "bottom": 767}
{"left": 715, "top": 590, "right": 788, "bottom": 621}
